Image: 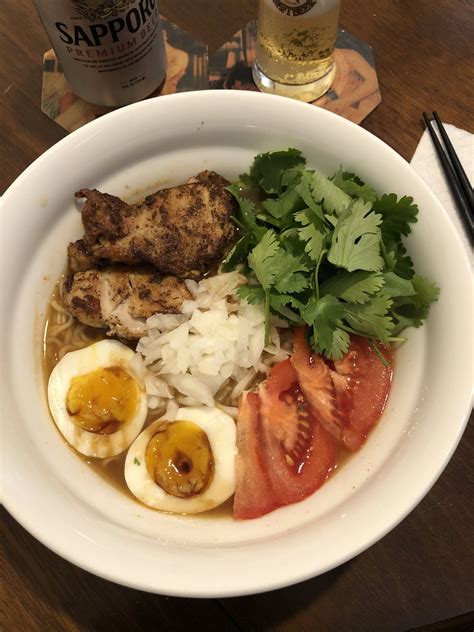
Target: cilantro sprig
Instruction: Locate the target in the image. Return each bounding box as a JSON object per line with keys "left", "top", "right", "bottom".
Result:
{"left": 223, "top": 149, "right": 439, "bottom": 359}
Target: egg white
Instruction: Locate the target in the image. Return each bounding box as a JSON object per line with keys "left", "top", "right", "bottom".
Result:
{"left": 125, "top": 406, "right": 236, "bottom": 513}
{"left": 48, "top": 339, "right": 148, "bottom": 458}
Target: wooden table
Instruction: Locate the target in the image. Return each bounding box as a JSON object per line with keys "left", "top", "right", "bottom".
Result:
{"left": 1, "top": 1, "right": 473, "bottom": 630}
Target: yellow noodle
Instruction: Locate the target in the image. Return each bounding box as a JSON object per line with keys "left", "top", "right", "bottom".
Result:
{"left": 48, "top": 317, "right": 74, "bottom": 337}
{"left": 50, "top": 298, "right": 70, "bottom": 316}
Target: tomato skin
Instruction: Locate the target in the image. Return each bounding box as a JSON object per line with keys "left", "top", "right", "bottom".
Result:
{"left": 264, "top": 358, "right": 299, "bottom": 396}
{"left": 291, "top": 328, "right": 344, "bottom": 443}
{"left": 234, "top": 391, "right": 278, "bottom": 519}
{"left": 259, "top": 362, "right": 336, "bottom": 505}
{"left": 291, "top": 328, "right": 393, "bottom": 451}
{"left": 335, "top": 335, "right": 392, "bottom": 450}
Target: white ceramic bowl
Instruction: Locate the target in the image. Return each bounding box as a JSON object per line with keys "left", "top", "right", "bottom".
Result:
{"left": 1, "top": 91, "right": 472, "bottom": 597}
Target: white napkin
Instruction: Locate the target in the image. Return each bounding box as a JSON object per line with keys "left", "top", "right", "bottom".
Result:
{"left": 410, "top": 123, "right": 473, "bottom": 251}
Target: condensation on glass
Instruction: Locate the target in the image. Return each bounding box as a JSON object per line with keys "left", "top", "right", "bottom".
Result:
{"left": 253, "top": 0, "right": 341, "bottom": 102}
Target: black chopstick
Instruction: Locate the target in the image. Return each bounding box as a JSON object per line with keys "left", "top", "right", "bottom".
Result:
{"left": 432, "top": 112, "right": 474, "bottom": 209}
{"left": 422, "top": 112, "right": 473, "bottom": 242}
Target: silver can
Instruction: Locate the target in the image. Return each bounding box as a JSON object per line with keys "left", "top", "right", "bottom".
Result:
{"left": 33, "top": 0, "right": 167, "bottom": 106}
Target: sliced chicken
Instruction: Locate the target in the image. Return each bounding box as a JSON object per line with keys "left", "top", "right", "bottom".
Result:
{"left": 63, "top": 269, "right": 192, "bottom": 339}
{"left": 68, "top": 239, "right": 104, "bottom": 273}
{"left": 74, "top": 170, "right": 236, "bottom": 278}
{"left": 62, "top": 269, "right": 104, "bottom": 328}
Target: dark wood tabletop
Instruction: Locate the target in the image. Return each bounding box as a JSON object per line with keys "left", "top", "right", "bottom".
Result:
{"left": 1, "top": 1, "right": 473, "bottom": 630}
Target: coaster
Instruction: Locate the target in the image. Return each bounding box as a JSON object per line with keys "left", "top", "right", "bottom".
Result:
{"left": 209, "top": 22, "right": 381, "bottom": 124}
{"left": 41, "top": 16, "right": 208, "bottom": 132}
{"left": 41, "top": 18, "right": 380, "bottom": 132}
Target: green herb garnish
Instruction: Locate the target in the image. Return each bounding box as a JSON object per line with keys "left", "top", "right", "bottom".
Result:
{"left": 223, "top": 149, "right": 439, "bottom": 359}
{"left": 133, "top": 457, "right": 140, "bottom": 465}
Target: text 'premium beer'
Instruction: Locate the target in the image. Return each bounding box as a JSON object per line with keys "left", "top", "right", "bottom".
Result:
{"left": 33, "top": 0, "right": 167, "bottom": 106}
{"left": 253, "top": 0, "right": 341, "bottom": 102}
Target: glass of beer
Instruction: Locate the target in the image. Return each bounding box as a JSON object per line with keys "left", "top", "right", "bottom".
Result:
{"left": 253, "top": 0, "right": 341, "bottom": 102}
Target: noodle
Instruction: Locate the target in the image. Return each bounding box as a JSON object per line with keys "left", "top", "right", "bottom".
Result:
{"left": 43, "top": 276, "right": 104, "bottom": 377}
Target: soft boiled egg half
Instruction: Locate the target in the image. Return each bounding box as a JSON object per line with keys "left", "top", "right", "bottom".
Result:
{"left": 48, "top": 339, "right": 148, "bottom": 458}
{"left": 125, "top": 407, "right": 236, "bottom": 514}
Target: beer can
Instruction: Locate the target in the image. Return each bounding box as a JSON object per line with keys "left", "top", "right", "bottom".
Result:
{"left": 33, "top": 0, "right": 167, "bottom": 107}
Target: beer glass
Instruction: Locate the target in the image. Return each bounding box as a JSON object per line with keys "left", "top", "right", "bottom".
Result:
{"left": 253, "top": 0, "right": 341, "bottom": 102}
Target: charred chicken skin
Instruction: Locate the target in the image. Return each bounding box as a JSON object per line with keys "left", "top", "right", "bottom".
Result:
{"left": 73, "top": 171, "right": 236, "bottom": 278}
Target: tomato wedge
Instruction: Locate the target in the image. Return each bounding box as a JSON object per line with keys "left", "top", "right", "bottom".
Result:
{"left": 333, "top": 335, "right": 393, "bottom": 450}
{"left": 259, "top": 359, "right": 336, "bottom": 505}
{"left": 234, "top": 391, "right": 277, "bottom": 519}
{"left": 233, "top": 359, "right": 337, "bottom": 519}
{"left": 291, "top": 328, "right": 344, "bottom": 443}
{"left": 291, "top": 328, "right": 393, "bottom": 451}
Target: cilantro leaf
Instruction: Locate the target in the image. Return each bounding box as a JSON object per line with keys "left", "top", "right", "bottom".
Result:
{"left": 247, "top": 230, "right": 280, "bottom": 289}
{"left": 262, "top": 187, "right": 303, "bottom": 219}
{"left": 381, "top": 271, "right": 415, "bottom": 298}
{"left": 227, "top": 185, "right": 266, "bottom": 239}
{"left": 272, "top": 250, "right": 309, "bottom": 294}
{"left": 374, "top": 193, "right": 418, "bottom": 241}
{"left": 309, "top": 325, "right": 351, "bottom": 360}
{"left": 330, "top": 169, "right": 378, "bottom": 203}
{"left": 298, "top": 224, "right": 326, "bottom": 263}
{"left": 221, "top": 233, "right": 255, "bottom": 271}
{"left": 328, "top": 199, "right": 384, "bottom": 272}
{"left": 237, "top": 284, "right": 265, "bottom": 305}
{"left": 299, "top": 295, "right": 349, "bottom": 359}
{"left": 320, "top": 271, "right": 385, "bottom": 303}
{"left": 295, "top": 170, "right": 326, "bottom": 221}
{"left": 281, "top": 167, "right": 304, "bottom": 189}
{"left": 295, "top": 209, "right": 328, "bottom": 263}
{"left": 249, "top": 149, "right": 305, "bottom": 194}
{"left": 412, "top": 275, "right": 440, "bottom": 308}
{"left": 270, "top": 294, "right": 305, "bottom": 324}
{"left": 384, "top": 239, "right": 415, "bottom": 279}
{"left": 344, "top": 295, "right": 394, "bottom": 343}
{"left": 310, "top": 170, "right": 352, "bottom": 216}
{"left": 390, "top": 274, "right": 439, "bottom": 334}
{"left": 324, "top": 214, "right": 339, "bottom": 228}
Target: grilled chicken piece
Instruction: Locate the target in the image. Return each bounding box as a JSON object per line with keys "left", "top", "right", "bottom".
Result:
{"left": 67, "top": 239, "right": 104, "bottom": 273}
{"left": 63, "top": 269, "right": 192, "bottom": 339}
{"left": 74, "top": 171, "right": 236, "bottom": 278}
{"left": 63, "top": 269, "right": 104, "bottom": 328}
{"left": 67, "top": 239, "right": 102, "bottom": 274}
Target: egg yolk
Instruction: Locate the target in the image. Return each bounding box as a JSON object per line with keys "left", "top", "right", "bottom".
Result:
{"left": 145, "top": 421, "right": 214, "bottom": 498}
{"left": 66, "top": 366, "right": 139, "bottom": 434}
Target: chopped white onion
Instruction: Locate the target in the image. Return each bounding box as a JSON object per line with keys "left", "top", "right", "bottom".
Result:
{"left": 136, "top": 272, "right": 290, "bottom": 408}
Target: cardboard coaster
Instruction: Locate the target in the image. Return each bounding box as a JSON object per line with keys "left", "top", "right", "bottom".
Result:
{"left": 41, "top": 18, "right": 380, "bottom": 132}
{"left": 41, "top": 16, "right": 208, "bottom": 132}
{"left": 208, "top": 22, "right": 381, "bottom": 125}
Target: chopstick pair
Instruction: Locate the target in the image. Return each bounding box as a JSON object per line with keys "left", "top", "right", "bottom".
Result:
{"left": 422, "top": 112, "right": 473, "bottom": 242}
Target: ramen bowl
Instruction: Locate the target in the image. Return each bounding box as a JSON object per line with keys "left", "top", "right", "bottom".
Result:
{"left": 1, "top": 90, "right": 472, "bottom": 596}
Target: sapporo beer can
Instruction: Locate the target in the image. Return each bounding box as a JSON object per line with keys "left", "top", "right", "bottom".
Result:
{"left": 33, "top": 0, "right": 167, "bottom": 106}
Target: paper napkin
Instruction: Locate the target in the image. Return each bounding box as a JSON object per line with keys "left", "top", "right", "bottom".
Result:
{"left": 410, "top": 123, "right": 473, "bottom": 251}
